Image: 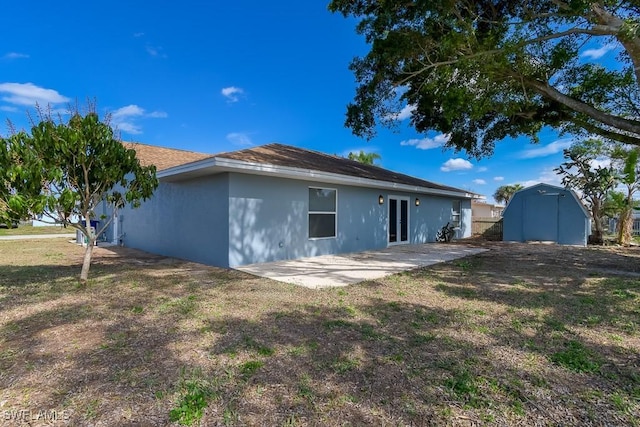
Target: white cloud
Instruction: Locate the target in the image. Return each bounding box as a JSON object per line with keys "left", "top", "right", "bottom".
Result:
{"left": 441, "top": 158, "right": 473, "bottom": 172}
{"left": 133, "top": 32, "right": 145, "bottom": 37}
{"left": 114, "top": 121, "right": 143, "bottom": 135}
{"left": 110, "top": 104, "right": 167, "bottom": 135}
{"left": 473, "top": 179, "right": 486, "bottom": 185}
{"left": 0, "top": 82, "right": 69, "bottom": 107}
{"left": 391, "top": 104, "right": 416, "bottom": 121}
{"left": 2, "top": 52, "right": 29, "bottom": 60}
{"left": 112, "top": 104, "right": 145, "bottom": 119}
{"left": 145, "top": 45, "right": 167, "bottom": 58}
{"left": 477, "top": 166, "right": 488, "bottom": 172}
{"left": 520, "top": 168, "right": 563, "bottom": 188}
{"left": 519, "top": 138, "right": 572, "bottom": 159}
{"left": 147, "top": 111, "right": 168, "bottom": 118}
{"left": 0, "top": 105, "right": 18, "bottom": 112}
{"left": 226, "top": 132, "right": 253, "bottom": 147}
{"left": 493, "top": 176, "right": 504, "bottom": 181}
{"left": 401, "top": 133, "right": 449, "bottom": 150}
{"left": 582, "top": 44, "right": 616, "bottom": 60}
{"left": 221, "top": 86, "right": 244, "bottom": 103}
{"left": 589, "top": 157, "right": 611, "bottom": 169}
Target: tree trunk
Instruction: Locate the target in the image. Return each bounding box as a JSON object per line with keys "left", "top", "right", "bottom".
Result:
{"left": 590, "top": 200, "right": 604, "bottom": 245}
{"left": 618, "top": 207, "right": 633, "bottom": 246}
{"left": 590, "top": 4, "right": 640, "bottom": 85}
{"left": 80, "top": 235, "right": 94, "bottom": 283}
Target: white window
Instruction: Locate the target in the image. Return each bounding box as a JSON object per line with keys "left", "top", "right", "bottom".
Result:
{"left": 309, "top": 187, "right": 337, "bottom": 239}
{"left": 451, "top": 200, "right": 461, "bottom": 228}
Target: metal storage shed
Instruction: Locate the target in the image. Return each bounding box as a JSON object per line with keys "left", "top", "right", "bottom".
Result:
{"left": 502, "top": 183, "right": 591, "bottom": 246}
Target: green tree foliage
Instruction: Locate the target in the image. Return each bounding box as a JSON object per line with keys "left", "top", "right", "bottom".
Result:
{"left": 329, "top": 1, "right": 640, "bottom": 157}
{"left": 493, "top": 184, "right": 524, "bottom": 205}
{"left": 555, "top": 139, "right": 616, "bottom": 244}
{"left": 0, "top": 106, "right": 158, "bottom": 282}
{"left": 347, "top": 150, "right": 381, "bottom": 165}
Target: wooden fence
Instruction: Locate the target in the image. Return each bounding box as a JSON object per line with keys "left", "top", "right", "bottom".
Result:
{"left": 472, "top": 217, "right": 503, "bottom": 240}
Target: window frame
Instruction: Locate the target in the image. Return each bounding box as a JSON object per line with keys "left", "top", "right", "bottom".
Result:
{"left": 308, "top": 186, "right": 338, "bottom": 240}
{"left": 451, "top": 200, "right": 462, "bottom": 229}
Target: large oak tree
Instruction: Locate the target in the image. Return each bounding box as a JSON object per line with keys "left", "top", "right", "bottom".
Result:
{"left": 329, "top": 0, "right": 640, "bottom": 157}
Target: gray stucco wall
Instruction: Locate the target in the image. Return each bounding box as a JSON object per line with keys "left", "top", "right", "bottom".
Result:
{"left": 503, "top": 184, "right": 588, "bottom": 246}
{"left": 120, "top": 174, "right": 230, "bottom": 266}
{"left": 411, "top": 195, "right": 471, "bottom": 241}
{"left": 227, "top": 174, "right": 384, "bottom": 266}
{"left": 227, "top": 173, "right": 472, "bottom": 267}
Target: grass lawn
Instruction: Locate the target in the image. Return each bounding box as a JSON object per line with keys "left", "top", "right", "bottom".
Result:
{"left": 0, "top": 239, "right": 639, "bottom": 426}
{"left": 0, "top": 224, "right": 74, "bottom": 236}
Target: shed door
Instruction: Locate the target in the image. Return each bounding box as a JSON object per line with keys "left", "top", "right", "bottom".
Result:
{"left": 523, "top": 194, "right": 559, "bottom": 242}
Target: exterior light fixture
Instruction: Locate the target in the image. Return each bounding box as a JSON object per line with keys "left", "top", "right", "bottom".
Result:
{"left": 378, "top": 195, "right": 384, "bottom": 205}
{"left": 415, "top": 198, "right": 420, "bottom": 206}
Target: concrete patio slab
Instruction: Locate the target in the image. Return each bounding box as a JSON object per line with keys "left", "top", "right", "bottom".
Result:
{"left": 236, "top": 243, "right": 489, "bottom": 289}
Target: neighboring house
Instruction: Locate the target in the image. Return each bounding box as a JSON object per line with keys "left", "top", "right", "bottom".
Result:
{"left": 608, "top": 208, "right": 640, "bottom": 235}
{"left": 502, "top": 183, "right": 590, "bottom": 246}
{"left": 471, "top": 200, "right": 504, "bottom": 218}
{"left": 106, "top": 142, "right": 476, "bottom": 268}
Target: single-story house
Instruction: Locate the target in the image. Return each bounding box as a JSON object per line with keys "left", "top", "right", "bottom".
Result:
{"left": 102, "top": 143, "right": 476, "bottom": 267}
{"left": 502, "top": 183, "right": 590, "bottom": 246}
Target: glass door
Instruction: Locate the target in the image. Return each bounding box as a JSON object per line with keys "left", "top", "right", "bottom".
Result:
{"left": 388, "top": 196, "right": 409, "bottom": 245}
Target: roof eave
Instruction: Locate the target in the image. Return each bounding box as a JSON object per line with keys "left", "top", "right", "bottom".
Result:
{"left": 158, "top": 157, "right": 475, "bottom": 199}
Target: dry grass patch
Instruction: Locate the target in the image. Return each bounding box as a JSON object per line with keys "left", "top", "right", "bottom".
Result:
{"left": 0, "top": 224, "right": 74, "bottom": 236}
{"left": 0, "top": 239, "right": 639, "bottom": 426}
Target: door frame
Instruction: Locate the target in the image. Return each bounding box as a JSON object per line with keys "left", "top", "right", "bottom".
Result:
{"left": 388, "top": 195, "right": 410, "bottom": 246}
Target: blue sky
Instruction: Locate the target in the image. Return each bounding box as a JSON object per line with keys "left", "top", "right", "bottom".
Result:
{"left": 0, "top": 1, "right": 620, "bottom": 203}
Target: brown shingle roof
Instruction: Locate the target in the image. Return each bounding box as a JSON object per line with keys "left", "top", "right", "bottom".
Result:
{"left": 123, "top": 142, "right": 211, "bottom": 171}
{"left": 216, "top": 143, "right": 468, "bottom": 193}
{"left": 126, "top": 142, "right": 471, "bottom": 194}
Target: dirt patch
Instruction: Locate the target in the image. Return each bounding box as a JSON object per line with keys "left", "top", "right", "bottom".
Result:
{"left": 0, "top": 239, "right": 638, "bottom": 426}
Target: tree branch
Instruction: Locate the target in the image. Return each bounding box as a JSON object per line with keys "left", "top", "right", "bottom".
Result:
{"left": 573, "top": 118, "right": 640, "bottom": 146}
{"left": 590, "top": 3, "right": 640, "bottom": 83}
{"left": 524, "top": 78, "right": 640, "bottom": 136}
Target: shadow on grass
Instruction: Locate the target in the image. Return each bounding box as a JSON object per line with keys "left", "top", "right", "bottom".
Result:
{"left": 0, "top": 242, "right": 638, "bottom": 425}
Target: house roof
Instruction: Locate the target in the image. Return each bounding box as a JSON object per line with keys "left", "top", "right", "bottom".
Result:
{"left": 214, "top": 143, "right": 467, "bottom": 194}
{"left": 128, "top": 141, "right": 476, "bottom": 198}
{"left": 123, "top": 142, "right": 210, "bottom": 171}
